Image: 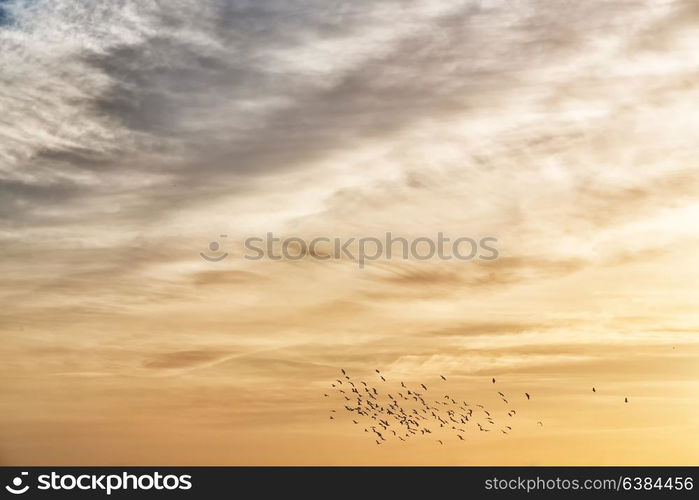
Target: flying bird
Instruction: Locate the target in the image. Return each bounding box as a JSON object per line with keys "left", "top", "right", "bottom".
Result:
{"left": 322, "top": 370, "right": 543, "bottom": 447}
{"left": 592, "top": 387, "right": 596, "bottom": 393}
{"left": 625, "top": 397, "right": 628, "bottom": 403}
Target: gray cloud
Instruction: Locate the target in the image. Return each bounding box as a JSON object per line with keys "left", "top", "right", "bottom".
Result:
{"left": 2, "top": 0, "right": 663, "bottom": 229}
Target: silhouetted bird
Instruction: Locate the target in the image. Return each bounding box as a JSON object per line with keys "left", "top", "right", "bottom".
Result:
{"left": 440, "top": 375, "right": 446, "bottom": 381}
{"left": 625, "top": 397, "right": 628, "bottom": 403}
{"left": 525, "top": 393, "right": 530, "bottom": 400}
{"left": 592, "top": 387, "right": 596, "bottom": 393}
{"left": 421, "top": 384, "right": 427, "bottom": 390}
{"left": 492, "top": 378, "right": 496, "bottom": 384}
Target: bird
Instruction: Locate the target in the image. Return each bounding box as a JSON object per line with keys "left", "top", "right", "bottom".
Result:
{"left": 440, "top": 375, "right": 446, "bottom": 381}
{"left": 537, "top": 421, "right": 543, "bottom": 427}
{"left": 380, "top": 376, "right": 386, "bottom": 382}
{"left": 375, "top": 369, "right": 380, "bottom": 374}
{"left": 625, "top": 397, "right": 628, "bottom": 403}
{"left": 592, "top": 387, "right": 596, "bottom": 393}
{"left": 525, "top": 393, "right": 530, "bottom": 400}
{"left": 341, "top": 369, "right": 346, "bottom": 375}
{"left": 492, "top": 378, "right": 496, "bottom": 384}
{"left": 437, "top": 440, "right": 443, "bottom": 445}
{"left": 323, "top": 393, "right": 329, "bottom": 397}
{"left": 421, "top": 384, "right": 427, "bottom": 390}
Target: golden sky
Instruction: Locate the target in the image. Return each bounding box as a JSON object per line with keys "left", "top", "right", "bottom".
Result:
{"left": 1, "top": 0, "right": 698, "bottom": 465}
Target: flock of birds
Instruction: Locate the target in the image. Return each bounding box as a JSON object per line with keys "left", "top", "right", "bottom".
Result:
{"left": 324, "top": 369, "right": 628, "bottom": 446}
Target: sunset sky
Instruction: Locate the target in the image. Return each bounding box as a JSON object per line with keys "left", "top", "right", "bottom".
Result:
{"left": 1, "top": 0, "right": 698, "bottom": 465}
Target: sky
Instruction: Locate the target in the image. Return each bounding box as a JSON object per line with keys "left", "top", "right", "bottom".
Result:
{"left": 1, "top": 0, "right": 698, "bottom": 465}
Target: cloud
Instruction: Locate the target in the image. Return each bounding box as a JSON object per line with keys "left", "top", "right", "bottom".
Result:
{"left": 143, "top": 349, "right": 229, "bottom": 369}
